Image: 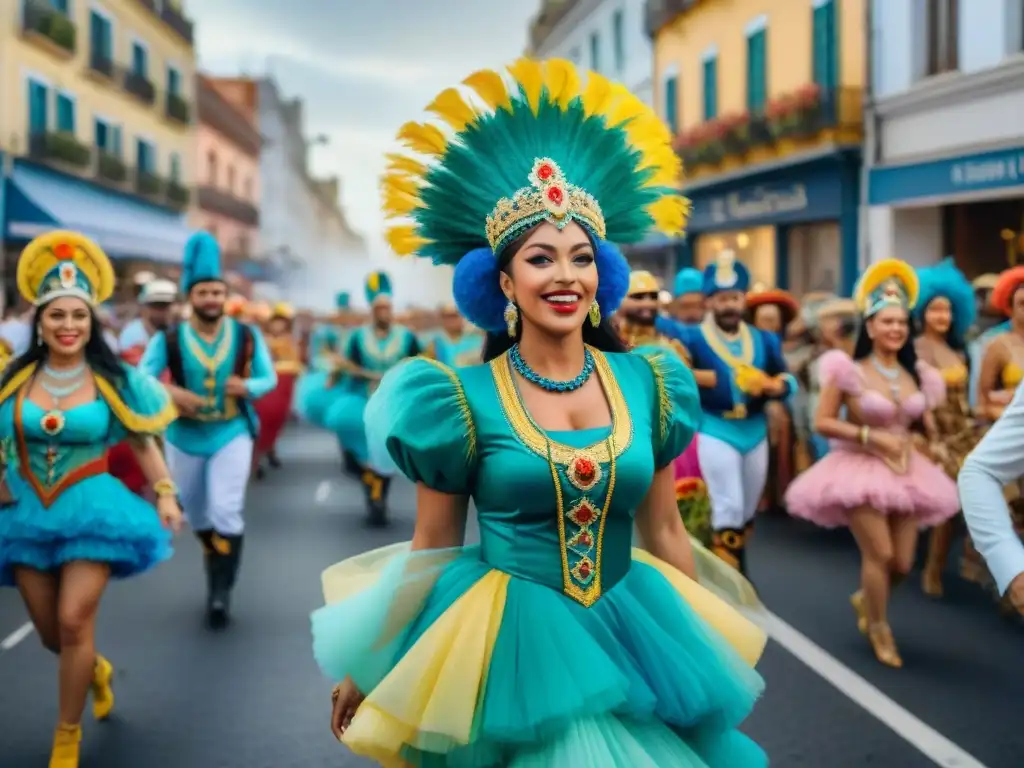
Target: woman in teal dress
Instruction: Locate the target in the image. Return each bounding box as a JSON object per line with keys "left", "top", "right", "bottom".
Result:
{"left": 312, "top": 59, "right": 767, "bottom": 766}
{"left": 295, "top": 323, "right": 344, "bottom": 427}
{"left": 0, "top": 231, "right": 181, "bottom": 768}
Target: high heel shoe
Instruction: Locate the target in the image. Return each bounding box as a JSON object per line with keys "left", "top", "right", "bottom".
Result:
{"left": 48, "top": 723, "right": 81, "bottom": 768}
{"left": 867, "top": 622, "right": 903, "bottom": 668}
{"left": 91, "top": 654, "right": 115, "bottom": 720}
{"left": 850, "top": 590, "right": 868, "bottom": 635}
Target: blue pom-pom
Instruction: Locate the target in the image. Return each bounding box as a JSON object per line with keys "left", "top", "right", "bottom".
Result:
{"left": 453, "top": 247, "right": 507, "bottom": 332}
{"left": 594, "top": 241, "right": 630, "bottom": 316}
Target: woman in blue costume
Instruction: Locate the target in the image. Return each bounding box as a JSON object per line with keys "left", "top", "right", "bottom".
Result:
{"left": 312, "top": 59, "right": 767, "bottom": 766}
{"left": 0, "top": 231, "right": 180, "bottom": 768}
{"left": 295, "top": 323, "right": 343, "bottom": 427}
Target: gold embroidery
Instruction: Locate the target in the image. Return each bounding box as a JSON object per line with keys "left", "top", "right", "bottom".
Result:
{"left": 357, "top": 326, "right": 406, "bottom": 366}
{"left": 183, "top": 320, "right": 236, "bottom": 409}
{"left": 94, "top": 376, "right": 177, "bottom": 434}
{"left": 699, "top": 317, "right": 754, "bottom": 369}
{"left": 490, "top": 346, "right": 632, "bottom": 464}
{"left": 640, "top": 352, "right": 671, "bottom": 445}
{"left": 415, "top": 356, "right": 477, "bottom": 461}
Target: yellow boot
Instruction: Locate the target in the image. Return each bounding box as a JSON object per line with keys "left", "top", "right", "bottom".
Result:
{"left": 91, "top": 655, "right": 115, "bottom": 720}
{"left": 49, "top": 723, "right": 81, "bottom": 768}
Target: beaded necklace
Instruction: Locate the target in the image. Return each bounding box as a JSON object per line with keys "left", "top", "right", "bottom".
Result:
{"left": 508, "top": 344, "right": 595, "bottom": 393}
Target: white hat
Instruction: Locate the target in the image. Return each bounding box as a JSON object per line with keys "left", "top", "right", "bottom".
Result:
{"left": 139, "top": 279, "right": 178, "bottom": 304}
{"left": 133, "top": 270, "right": 157, "bottom": 286}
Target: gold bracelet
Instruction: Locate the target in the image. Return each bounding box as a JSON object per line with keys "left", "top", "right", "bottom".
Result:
{"left": 153, "top": 478, "right": 178, "bottom": 498}
{"left": 331, "top": 682, "right": 344, "bottom": 704}
{"left": 858, "top": 425, "right": 870, "bottom": 445}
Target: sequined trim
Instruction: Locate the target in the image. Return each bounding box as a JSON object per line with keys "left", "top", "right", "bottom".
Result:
{"left": 640, "top": 351, "right": 672, "bottom": 445}
{"left": 490, "top": 346, "right": 632, "bottom": 464}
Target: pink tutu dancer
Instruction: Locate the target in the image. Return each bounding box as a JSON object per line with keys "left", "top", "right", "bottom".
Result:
{"left": 674, "top": 437, "right": 712, "bottom": 546}
{"left": 785, "top": 350, "right": 960, "bottom": 528}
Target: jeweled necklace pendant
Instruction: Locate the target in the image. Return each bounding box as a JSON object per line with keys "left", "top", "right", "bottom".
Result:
{"left": 509, "top": 344, "right": 595, "bottom": 392}
{"left": 40, "top": 410, "right": 65, "bottom": 437}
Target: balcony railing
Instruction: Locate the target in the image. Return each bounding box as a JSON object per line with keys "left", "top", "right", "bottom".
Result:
{"left": 166, "top": 93, "right": 191, "bottom": 124}
{"left": 21, "top": 0, "right": 76, "bottom": 57}
{"left": 197, "top": 80, "right": 261, "bottom": 156}
{"left": 88, "top": 51, "right": 116, "bottom": 80}
{"left": 197, "top": 186, "right": 260, "bottom": 226}
{"left": 28, "top": 132, "right": 92, "bottom": 169}
{"left": 644, "top": 0, "right": 697, "bottom": 39}
{"left": 135, "top": 0, "right": 194, "bottom": 46}
{"left": 124, "top": 70, "right": 156, "bottom": 105}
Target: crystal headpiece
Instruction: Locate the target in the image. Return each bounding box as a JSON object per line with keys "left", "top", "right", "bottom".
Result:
{"left": 865, "top": 278, "right": 909, "bottom": 317}
{"left": 485, "top": 158, "right": 606, "bottom": 255}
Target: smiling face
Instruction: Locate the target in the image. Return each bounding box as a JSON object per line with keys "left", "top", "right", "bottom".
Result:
{"left": 866, "top": 305, "right": 909, "bottom": 354}
{"left": 39, "top": 296, "right": 92, "bottom": 357}
{"left": 923, "top": 295, "right": 952, "bottom": 336}
{"left": 619, "top": 291, "right": 659, "bottom": 326}
{"left": 499, "top": 221, "right": 597, "bottom": 340}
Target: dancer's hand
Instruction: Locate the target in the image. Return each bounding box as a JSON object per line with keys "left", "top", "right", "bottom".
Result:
{"left": 870, "top": 430, "right": 906, "bottom": 459}
{"left": 225, "top": 376, "right": 249, "bottom": 398}
{"left": 156, "top": 496, "right": 183, "bottom": 533}
{"left": 330, "top": 677, "right": 365, "bottom": 741}
{"left": 171, "top": 388, "right": 206, "bottom": 417}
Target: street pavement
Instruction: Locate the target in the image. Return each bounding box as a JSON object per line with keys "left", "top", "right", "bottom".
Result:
{"left": 0, "top": 427, "right": 1020, "bottom": 767}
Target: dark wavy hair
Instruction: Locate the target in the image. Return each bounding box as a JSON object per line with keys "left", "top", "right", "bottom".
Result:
{"left": 852, "top": 312, "right": 920, "bottom": 387}
{"left": 481, "top": 230, "right": 627, "bottom": 362}
{"left": 1, "top": 303, "right": 126, "bottom": 388}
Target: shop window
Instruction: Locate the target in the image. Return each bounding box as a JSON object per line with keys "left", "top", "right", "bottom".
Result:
{"left": 694, "top": 226, "right": 776, "bottom": 289}
{"left": 812, "top": 0, "right": 838, "bottom": 91}
{"left": 663, "top": 73, "right": 679, "bottom": 134}
{"left": 787, "top": 223, "right": 841, "bottom": 296}
{"left": 56, "top": 92, "right": 75, "bottom": 134}
{"left": 746, "top": 25, "right": 767, "bottom": 112}
{"left": 925, "top": 0, "right": 959, "bottom": 75}
{"left": 702, "top": 55, "right": 718, "bottom": 120}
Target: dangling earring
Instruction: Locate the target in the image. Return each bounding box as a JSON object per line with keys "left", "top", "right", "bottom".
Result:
{"left": 504, "top": 299, "right": 519, "bottom": 338}
{"left": 588, "top": 301, "right": 601, "bottom": 328}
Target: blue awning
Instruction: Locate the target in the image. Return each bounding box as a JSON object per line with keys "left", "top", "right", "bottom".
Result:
{"left": 3, "top": 162, "right": 195, "bottom": 263}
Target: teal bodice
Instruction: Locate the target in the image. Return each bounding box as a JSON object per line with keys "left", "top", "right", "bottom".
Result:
{"left": 346, "top": 325, "right": 419, "bottom": 396}
{"left": 368, "top": 348, "right": 698, "bottom": 606}
{"left": 431, "top": 331, "right": 484, "bottom": 368}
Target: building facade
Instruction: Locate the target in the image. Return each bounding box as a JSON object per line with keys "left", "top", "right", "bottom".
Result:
{"left": 865, "top": 0, "right": 1024, "bottom": 275}
{"left": 0, "top": 0, "right": 197, "bottom": 302}
{"left": 650, "top": 0, "right": 864, "bottom": 296}
{"left": 254, "top": 78, "right": 369, "bottom": 310}
{"left": 193, "top": 76, "right": 260, "bottom": 275}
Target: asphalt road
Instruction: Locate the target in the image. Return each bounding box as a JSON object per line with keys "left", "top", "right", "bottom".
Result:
{"left": 0, "top": 428, "right": 1019, "bottom": 767}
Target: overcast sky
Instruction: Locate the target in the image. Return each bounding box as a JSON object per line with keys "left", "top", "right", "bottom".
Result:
{"left": 188, "top": 0, "right": 542, "bottom": 267}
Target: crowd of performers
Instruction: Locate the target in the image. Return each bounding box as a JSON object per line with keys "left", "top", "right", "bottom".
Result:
{"left": 3, "top": 56, "right": 1024, "bottom": 768}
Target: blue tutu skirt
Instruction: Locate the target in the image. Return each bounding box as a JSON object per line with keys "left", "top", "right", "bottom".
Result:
{"left": 295, "top": 371, "right": 345, "bottom": 428}
{"left": 312, "top": 544, "right": 767, "bottom": 766}
{"left": 0, "top": 471, "right": 172, "bottom": 587}
{"left": 323, "top": 392, "right": 369, "bottom": 463}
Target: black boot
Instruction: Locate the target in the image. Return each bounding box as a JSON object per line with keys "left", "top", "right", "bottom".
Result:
{"left": 206, "top": 534, "right": 236, "bottom": 630}
{"left": 342, "top": 450, "right": 361, "bottom": 478}
{"left": 711, "top": 528, "right": 749, "bottom": 578}
{"left": 363, "top": 471, "right": 391, "bottom": 528}
{"left": 268, "top": 449, "right": 281, "bottom": 469}
{"left": 195, "top": 530, "right": 215, "bottom": 607}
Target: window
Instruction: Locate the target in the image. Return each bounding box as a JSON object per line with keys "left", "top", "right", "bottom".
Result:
{"left": 925, "top": 0, "right": 959, "bottom": 75}
{"left": 27, "top": 78, "right": 49, "bottom": 136}
{"left": 136, "top": 138, "right": 155, "bottom": 174}
{"left": 88, "top": 10, "right": 112, "bottom": 63}
{"left": 589, "top": 31, "right": 600, "bottom": 72}
{"left": 227, "top": 165, "right": 235, "bottom": 192}
{"left": 131, "top": 40, "right": 149, "bottom": 78}
{"left": 56, "top": 92, "right": 75, "bottom": 133}
{"left": 745, "top": 31, "right": 767, "bottom": 111}
{"left": 207, "top": 150, "right": 217, "bottom": 183}
{"left": 94, "top": 118, "right": 123, "bottom": 156}
{"left": 702, "top": 55, "right": 718, "bottom": 120}
{"left": 51, "top": 0, "right": 70, "bottom": 13}
{"left": 167, "top": 65, "right": 181, "bottom": 96}
{"left": 612, "top": 9, "right": 625, "bottom": 72}
{"left": 169, "top": 152, "right": 181, "bottom": 182}
{"left": 663, "top": 74, "right": 679, "bottom": 134}
{"left": 812, "top": 0, "right": 839, "bottom": 90}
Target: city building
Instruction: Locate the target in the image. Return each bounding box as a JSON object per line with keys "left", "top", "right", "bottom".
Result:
{"left": 193, "top": 76, "right": 261, "bottom": 281}
{"left": 0, "top": 0, "right": 197, "bottom": 302}
{"left": 864, "top": 0, "right": 1024, "bottom": 275}
{"left": 649, "top": 0, "right": 863, "bottom": 296}
{"left": 253, "top": 78, "right": 368, "bottom": 309}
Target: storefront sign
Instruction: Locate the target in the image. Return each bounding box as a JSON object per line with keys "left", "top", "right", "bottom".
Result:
{"left": 869, "top": 145, "right": 1024, "bottom": 206}
{"left": 687, "top": 163, "right": 844, "bottom": 233}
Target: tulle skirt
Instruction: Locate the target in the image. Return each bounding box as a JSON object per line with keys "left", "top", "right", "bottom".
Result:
{"left": 295, "top": 371, "right": 343, "bottom": 428}
{"left": 311, "top": 543, "right": 767, "bottom": 767}
{"left": 784, "top": 443, "right": 960, "bottom": 528}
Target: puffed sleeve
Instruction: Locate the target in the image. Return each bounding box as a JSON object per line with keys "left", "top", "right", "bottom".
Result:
{"left": 364, "top": 357, "right": 477, "bottom": 494}
{"left": 100, "top": 363, "right": 178, "bottom": 443}
{"left": 817, "top": 349, "right": 863, "bottom": 395}
{"left": 637, "top": 350, "right": 701, "bottom": 469}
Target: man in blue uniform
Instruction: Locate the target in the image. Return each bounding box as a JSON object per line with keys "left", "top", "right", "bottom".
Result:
{"left": 141, "top": 232, "right": 277, "bottom": 628}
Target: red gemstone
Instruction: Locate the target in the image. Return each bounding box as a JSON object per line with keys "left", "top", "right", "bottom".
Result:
{"left": 579, "top": 561, "right": 592, "bottom": 578}
{"left": 576, "top": 506, "right": 595, "bottom": 524}
{"left": 54, "top": 243, "right": 73, "bottom": 260}
{"left": 537, "top": 164, "right": 553, "bottom": 180}
{"left": 547, "top": 186, "right": 564, "bottom": 204}
{"left": 579, "top": 533, "right": 592, "bottom": 547}
{"left": 44, "top": 417, "right": 57, "bottom": 429}
{"left": 574, "top": 457, "right": 595, "bottom": 481}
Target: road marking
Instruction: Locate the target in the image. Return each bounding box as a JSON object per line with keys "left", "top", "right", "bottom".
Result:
{"left": 0, "top": 622, "right": 34, "bottom": 653}
{"left": 315, "top": 481, "right": 331, "bottom": 504}
{"left": 747, "top": 606, "right": 989, "bottom": 768}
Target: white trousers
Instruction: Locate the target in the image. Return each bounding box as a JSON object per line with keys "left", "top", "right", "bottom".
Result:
{"left": 696, "top": 435, "right": 769, "bottom": 531}
{"left": 166, "top": 434, "right": 253, "bottom": 535}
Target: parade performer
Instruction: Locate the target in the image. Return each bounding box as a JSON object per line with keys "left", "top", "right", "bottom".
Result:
{"left": 313, "top": 58, "right": 766, "bottom": 767}
{"left": 426, "top": 302, "right": 484, "bottom": 367}
{"left": 910, "top": 259, "right": 978, "bottom": 597}
{"left": 671, "top": 266, "right": 706, "bottom": 324}
{"left": 117, "top": 278, "right": 176, "bottom": 353}
{"left": 747, "top": 287, "right": 800, "bottom": 513}
{"left": 967, "top": 272, "right": 1007, "bottom": 407}
{"left": 254, "top": 302, "right": 302, "bottom": 473}
{"left": 659, "top": 251, "right": 796, "bottom": 576}
{"left": 0, "top": 231, "right": 180, "bottom": 768}
{"left": 140, "top": 233, "right": 276, "bottom": 629}
{"left": 620, "top": 270, "right": 713, "bottom": 546}
{"left": 323, "top": 271, "right": 419, "bottom": 525}
{"left": 784, "top": 259, "right": 959, "bottom": 667}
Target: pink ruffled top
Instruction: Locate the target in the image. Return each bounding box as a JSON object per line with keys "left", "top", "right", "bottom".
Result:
{"left": 818, "top": 350, "right": 946, "bottom": 435}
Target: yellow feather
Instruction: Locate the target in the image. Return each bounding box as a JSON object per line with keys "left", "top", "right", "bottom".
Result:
{"left": 462, "top": 69, "right": 510, "bottom": 111}
{"left": 384, "top": 153, "right": 428, "bottom": 178}
{"left": 396, "top": 121, "right": 448, "bottom": 157}
{"left": 426, "top": 88, "right": 477, "bottom": 132}
{"left": 580, "top": 72, "right": 614, "bottom": 117}
{"left": 385, "top": 225, "right": 431, "bottom": 256}
{"left": 646, "top": 196, "right": 691, "bottom": 236}
{"left": 507, "top": 58, "right": 545, "bottom": 114}
{"left": 543, "top": 58, "right": 580, "bottom": 108}
{"left": 381, "top": 188, "right": 422, "bottom": 217}
{"left": 381, "top": 172, "right": 421, "bottom": 198}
